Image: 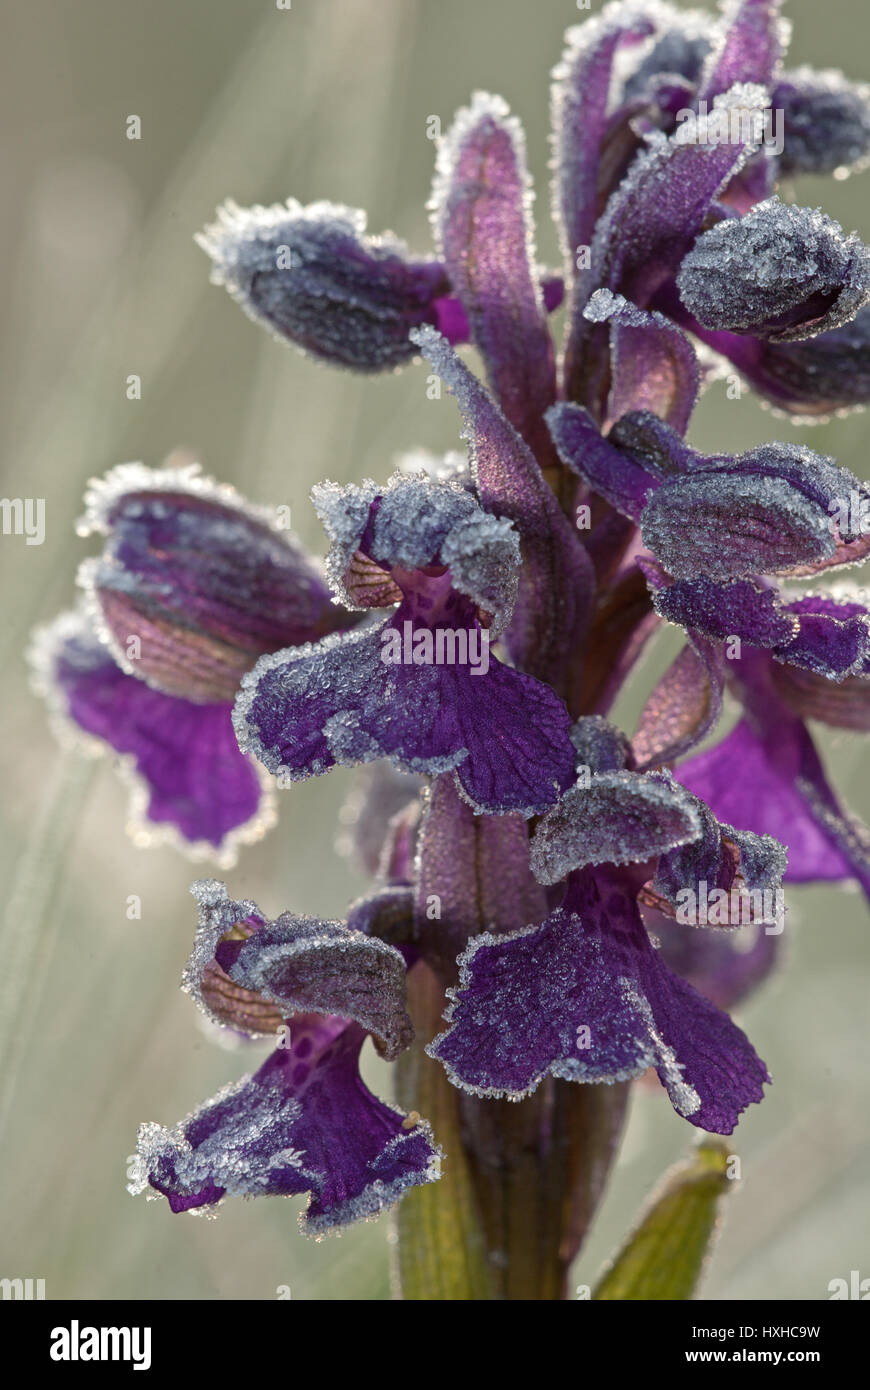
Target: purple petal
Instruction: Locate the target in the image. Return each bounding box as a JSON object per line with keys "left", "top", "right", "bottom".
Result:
{"left": 197, "top": 200, "right": 448, "bottom": 371}
{"left": 431, "top": 92, "right": 556, "bottom": 459}
{"left": 78, "top": 459, "right": 344, "bottom": 704}
{"left": 677, "top": 652, "right": 870, "bottom": 895}
{"left": 130, "top": 1017, "right": 441, "bottom": 1231}
{"left": 551, "top": 6, "right": 655, "bottom": 274}
{"left": 651, "top": 913, "right": 780, "bottom": 1011}
{"left": 547, "top": 402, "right": 661, "bottom": 521}
{"left": 774, "top": 66, "right": 870, "bottom": 177}
{"left": 570, "top": 714, "right": 633, "bottom": 774}
{"left": 640, "top": 470, "right": 837, "bottom": 580}
{"left": 660, "top": 294, "right": 870, "bottom": 418}
{"left": 676, "top": 198, "right": 870, "bottom": 343}
{"left": 696, "top": 0, "right": 789, "bottom": 102}
{"left": 584, "top": 288, "right": 700, "bottom": 434}
{"left": 234, "top": 616, "right": 576, "bottom": 817}
{"left": 652, "top": 576, "right": 800, "bottom": 648}
{"left": 776, "top": 594, "right": 870, "bottom": 679}
{"left": 410, "top": 326, "right": 595, "bottom": 688}
{"left": 31, "top": 612, "right": 271, "bottom": 863}
{"left": 530, "top": 769, "right": 702, "bottom": 884}
{"left": 566, "top": 83, "right": 769, "bottom": 408}
{"left": 184, "top": 880, "right": 413, "bottom": 1058}
{"left": 633, "top": 638, "right": 725, "bottom": 769}
{"left": 428, "top": 868, "right": 769, "bottom": 1133}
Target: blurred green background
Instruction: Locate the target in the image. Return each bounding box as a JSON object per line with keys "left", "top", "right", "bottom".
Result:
{"left": 1, "top": 0, "right": 868, "bottom": 1301}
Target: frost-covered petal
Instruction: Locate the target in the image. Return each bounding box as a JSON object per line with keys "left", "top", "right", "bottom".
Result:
{"left": 663, "top": 296, "right": 870, "bottom": 418}
{"left": 633, "top": 638, "right": 725, "bottom": 770}
{"left": 566, "top": 82, "right": 769, "bottom": 408}
{"left": 530, "top": 769, "right": 701, "bottom": 884}
{"left": 312, "top": 472, "right": 520, "bottom": 631}
{"left": 551, "top": 3, "right": 656, "bottom": 273}
{"left": 584, "top": 288, "right": 700, "bottom": 433}
{"left": 547, "top": 402, "right": 662, "bottom": 521}
{"left": 775, "top": 594, "right": 870, "bottom": 678}
{"left": 431, "top": 92, "right": 555, "bottom": 458}
{"left": 650, "top": 787, "right": 785, "bottom": 914}
{"left": 428, "top": 868, "right": 769, "bottom": 1132}
{"left": 234, "top": 617, "right": 575, "bottom": 817}
{"left": 30, "top": 611, "right": 271, "bottom": 865}
{"left": 197, "top": 199, "right": 448, "bottom": 371}
{"left": 676, "top": 198, "right": 870, "bottom": 343}
{"left": 652, "top": 575, "right": 799, "bottom": 647}
{"left": 183, "top": 880, "right": 413, "bottom": 1058}
{"left": 696, "top": 0, "right": 789, "bottom": 103}
{"left": 78, "top": 460, "right": 343, "bottom": 704}
{"left": 770, "top": 597, "right": 870, "bottom": 728}
{"left": 410, "top": 326, "right": 595, "bottom": 687}
{"left": 129, "top": 1017, "right": 441, "bottom": 1231}
{"left": 570, "top": 714, "right": 633, "bottom": 774}
{"left": 640, "top": 470, "right": 837, "bottom": 580}
{"left": 652, "top": 915, "right": 780, "bottom": 1011}
{"left": 678, "top": 652, "right": 870, "bottom": 897}
{"left": 619, "top": 8, "right": 711, "bottom": 102}
{"left": 774, "top": 66, "right": 870, "bottom": 177}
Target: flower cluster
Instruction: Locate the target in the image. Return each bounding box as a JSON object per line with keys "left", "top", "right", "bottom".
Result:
{"left": 33, "top": 0, "right": 870, "bottom": 1248}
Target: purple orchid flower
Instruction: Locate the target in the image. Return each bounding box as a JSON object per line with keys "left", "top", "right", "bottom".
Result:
{"left": 32, "top": 0, "right": 870, "bottom": 1298}
{"left": 31, "top": 457, "right": 350, "bottom": 864}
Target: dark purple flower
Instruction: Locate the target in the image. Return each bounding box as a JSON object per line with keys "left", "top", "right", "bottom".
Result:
{"left": 234, "top": 472, "right": 577, "bottom": 816}
{"left": 32, "top": 460, "right": 349, "bottom": 862}
{"left": 129, "top": 881, "right": 440, "bottom": 1230}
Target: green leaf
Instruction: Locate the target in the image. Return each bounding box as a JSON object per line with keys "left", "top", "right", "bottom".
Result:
{"left": 593, "top": 1137, "right": 736, "bottom": 1300}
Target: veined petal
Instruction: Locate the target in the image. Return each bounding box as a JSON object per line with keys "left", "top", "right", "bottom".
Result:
{"left": 197, "top": 199, "right": 448, "bottom": 371}
{"left": 431, "top": 92, "right": 556, "bottom": 458}
{"left": 129, "top": 1017, "right": 441, "bottom": 1232}
{"left": 77, "top": 458, "right": 344, "bottom": 704}
{"left": 184, "top": 880, "right": 413, "bottom": 1058}
{"left": 428, "top": 868, "right": 769, "bottom": 1133}
{"left": 530, "top": 769, "right": 702, "bottom": 884}
{"left": 30, "top": 611, "right": 272, "bottom": 866}
{"left": 676, "top": 198, "right": 870, "bottom": 343}
{"left": 633, "top": 637, "right": 725, "bottom": 769}
{"left": 640, "top": 470, "right": 836, "bottom": 579}
{"left": 584, "top": 288, "right": 700, "bottom": 433}
{"left": 234, "top": 617, "right": 576, "bottom": 817}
